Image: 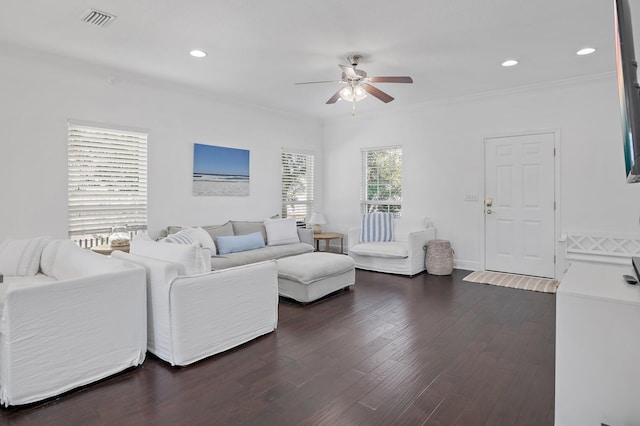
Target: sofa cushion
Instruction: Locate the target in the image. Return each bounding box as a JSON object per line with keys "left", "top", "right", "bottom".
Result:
{"left": 277, "top": 252, "right": 355, "bottom": 285}
{"left": 350, "top": 242, "right": 409, "bottom": 259}
{"left": 360, "top": 213, "right": 394, "bottom": 243}
{"left": 264, "top": 217, "right": 300, "bottom": 246}
{"left": 216, "top": 232, "right": 265, "bottom": 255}
{"left": 210, "top": 243, "right": 314, "bottom": 270}
{"left": 0, "top": 236, "right": 50, "bottom": 276}
{"left": 231, "top": 221, "right": 267, "bottom": 244}
{"left": 204, "top": 222, "right": 235, "bottom": 243}
{"left": 170, "top": 222, "right": 234, "bottom": 245}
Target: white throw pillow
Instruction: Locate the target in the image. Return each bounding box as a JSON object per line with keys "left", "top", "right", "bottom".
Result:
{"left": 131, "top": 234, "right": 209, "bottom": 275}
{"left": 40, "top": 239, "right": 64, "bottom": 277}
{"left": 182, "top": 227, "right": 216, "bottom": 253}
{"left": 0, "top": 236, "right": 50, "bottom": 276}
{"left": 264, "top": 217, "right": 300, "bottom": 246}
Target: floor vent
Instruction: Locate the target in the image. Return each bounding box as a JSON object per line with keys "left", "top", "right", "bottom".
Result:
{"left": 81, "top": 9, "right": 117, "bottom": 27}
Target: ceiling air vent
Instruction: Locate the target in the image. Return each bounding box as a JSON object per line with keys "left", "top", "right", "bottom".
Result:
{"left": 81, "top": 9, "right": 117, "bottom": 27}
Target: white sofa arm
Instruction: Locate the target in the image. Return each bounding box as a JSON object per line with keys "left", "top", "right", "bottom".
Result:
{"left": 348, "top": 227, "right": 361, "bottom": 251}
{"left": 112, "top": 251, "right": 182, "bottom": 358}
{"left": 408, "top": 228, "right": 437, "bottom": 254}
{"left": 168, "top": 260, "right": 278, "bottom": 365}
{"left": 408, "top": 228, "right": 437, "bottom": 272}
{"left": 1, "top": 265, "right": 147, "bottom": 406}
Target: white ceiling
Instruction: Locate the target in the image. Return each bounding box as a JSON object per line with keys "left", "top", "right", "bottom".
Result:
{"left": 0, "top": 0, "right": 622, "bottom": 119}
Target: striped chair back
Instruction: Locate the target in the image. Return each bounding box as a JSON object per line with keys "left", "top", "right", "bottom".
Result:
{"left": 360, "top": 213, "right": 394, "bottom": 243}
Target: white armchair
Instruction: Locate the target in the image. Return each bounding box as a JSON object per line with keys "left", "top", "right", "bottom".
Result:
{"left": 113, "top": 251, "right": 278, "bottom": 366}
{"left": 348, "top": 217, "right": 436, "bottom": 276}
{"left": 0, "top": 239, "right": 146, "bottom": 406}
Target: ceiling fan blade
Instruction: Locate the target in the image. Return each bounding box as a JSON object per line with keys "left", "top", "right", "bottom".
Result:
{"left": 294, "top": 80, "right": 342, "bottom": 85}
{"left": 339, "top": 64, "right": 358, "bottom": 78}
{"left": 363, "top": 84, "right": 394, "bottom": 103}
{"left": 369, "top": 76, "right": 414, "bottom": 84}
{"left": 326, "top": 89, "right": 342, "bottom": 104}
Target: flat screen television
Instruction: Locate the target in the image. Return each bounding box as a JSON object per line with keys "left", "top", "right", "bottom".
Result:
{"left": 615, "top": 0, "right": 640, "bottom": 183}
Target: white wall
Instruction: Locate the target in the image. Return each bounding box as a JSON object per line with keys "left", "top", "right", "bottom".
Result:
{"left": 323, "top": 75, "right": 640, "bottom": 271}
{"left": 0, "top": 45, "right": 323, "bottom": 239}
{"left": 3, "top": 41, "right": 637, "bottom": 272}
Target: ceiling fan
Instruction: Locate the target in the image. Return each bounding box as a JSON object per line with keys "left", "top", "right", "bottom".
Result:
{"left": 295, "top": 55, "right": 413, "bottom": 115}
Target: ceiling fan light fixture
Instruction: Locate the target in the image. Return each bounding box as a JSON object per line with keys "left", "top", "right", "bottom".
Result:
{"left": 296, "top": 55, "right": 410, "bottom": 113}
{"left": 340, "top": 85, "right": 367, "bottom": 102}
{"left": 340, "top": 87, "right": 352, "bottom": 100}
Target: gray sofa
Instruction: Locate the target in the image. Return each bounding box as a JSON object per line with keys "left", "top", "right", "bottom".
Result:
{"left": 164, "top": 220, "right": 314, "bottom": 270}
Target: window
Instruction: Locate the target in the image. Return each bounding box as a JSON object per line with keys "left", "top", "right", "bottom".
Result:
{"left": 361, "top": 146, "right": 402, "bottom": 215}
{"left": 281, "top": 149, "right": 314, "bottom": 221}
{"left": 68, "top": 122, "right": 148, "bottom": 240}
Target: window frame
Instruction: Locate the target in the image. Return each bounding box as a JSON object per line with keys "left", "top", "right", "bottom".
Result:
{"left": 67, "top": 121, "right": 148, "bottom": 240}
{"left": 281, "top": 148, "right": 315, "bottom": 222}
{"left": 361, "top": 145, "right": 403, "bottom": 215}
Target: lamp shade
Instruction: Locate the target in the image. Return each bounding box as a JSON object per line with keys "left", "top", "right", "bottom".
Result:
{"left": 309, "top": 212, "right": 326, "bottom": 225}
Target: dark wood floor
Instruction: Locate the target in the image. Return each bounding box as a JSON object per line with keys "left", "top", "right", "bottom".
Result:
{"left": 1, "top": 269, "right": 556, "bottom": 425}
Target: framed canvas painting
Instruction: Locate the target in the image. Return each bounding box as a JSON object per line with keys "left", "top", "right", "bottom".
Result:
{"left": 193, "top": 143, "right": 250, "bottom": 196}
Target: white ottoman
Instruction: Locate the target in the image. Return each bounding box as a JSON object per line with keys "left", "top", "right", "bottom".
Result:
{"left": 276, "top": 252, "right": 356, "bottom": 303}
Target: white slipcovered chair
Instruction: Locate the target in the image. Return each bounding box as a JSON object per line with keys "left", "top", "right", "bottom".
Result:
{"left": 0, "top": 238, "right": 147, "bottom": 406}
{"left": 113, "top": 234, "right": 278, "bottom": 366}
{"left": 348, "top": 215, "right": 436, "bottom": 276}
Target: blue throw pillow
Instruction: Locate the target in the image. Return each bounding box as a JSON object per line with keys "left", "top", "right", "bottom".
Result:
{"left": 216, "top": 232, "right": 265, "bottom": 255}
{"left": 360, "top": 212, "right": 394, "bottom": 243}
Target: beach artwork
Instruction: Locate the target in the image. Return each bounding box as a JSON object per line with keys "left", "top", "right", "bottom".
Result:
{"left": 193, "top": 143, "right": 250, "bottom": 196}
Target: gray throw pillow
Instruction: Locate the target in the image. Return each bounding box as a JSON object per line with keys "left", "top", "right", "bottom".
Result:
{"left": 231, "top": 221, "right": 267, "bottom": 244}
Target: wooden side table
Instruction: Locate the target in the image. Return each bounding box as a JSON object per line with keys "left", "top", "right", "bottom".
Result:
{"left": 313, "top": 232, "right": 344, "bottom": 254}
{"left": 90, "top": 245, "right": 130, "bottom": 255}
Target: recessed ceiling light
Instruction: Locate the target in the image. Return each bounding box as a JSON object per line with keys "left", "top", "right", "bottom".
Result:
{"left": 576, "top": 47, "right": 596, "bottom": 56}
{"left": 502, "top": 59, "right": 519, "bottom": 67}
{"left": 189, "top": 50, "right": 207, "bottom": 58}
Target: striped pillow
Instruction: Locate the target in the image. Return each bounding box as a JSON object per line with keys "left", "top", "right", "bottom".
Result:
{"left": 360, "top": 213, "right": 394, "bottom": 243}
{"left": 162, "top": 230, "right": 196, "bottom": 245}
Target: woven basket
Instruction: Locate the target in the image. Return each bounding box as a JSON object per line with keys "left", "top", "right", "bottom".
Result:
{"left": 426, "top": 239, "right": 453, "bottom": 275}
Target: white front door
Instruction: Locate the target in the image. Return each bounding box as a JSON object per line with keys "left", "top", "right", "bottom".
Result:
{"left": 484, "top": 133, "right": 555, "bottom": 278}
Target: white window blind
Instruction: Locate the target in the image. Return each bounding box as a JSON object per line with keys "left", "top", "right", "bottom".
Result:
{"left": 361, "top": 146, "right": 403, "bottom": 215}
{"left": 281, "top": 150, "right": 314, "bottom": 221}
{"left": 68, "top": 123, "right": 148, "bottom": 237}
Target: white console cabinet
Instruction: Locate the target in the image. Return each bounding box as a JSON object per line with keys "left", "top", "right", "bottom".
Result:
{"left": 555, "top": 262, "right": 640, "bottom": 426}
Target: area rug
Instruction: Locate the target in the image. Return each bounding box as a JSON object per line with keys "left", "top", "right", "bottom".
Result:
{"left": 463, "top": 271, "right": 559, "bottom": 294}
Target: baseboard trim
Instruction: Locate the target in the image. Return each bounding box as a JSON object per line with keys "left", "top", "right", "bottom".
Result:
{"left": 453, "top": 259, "right": 480, "bottom": 271}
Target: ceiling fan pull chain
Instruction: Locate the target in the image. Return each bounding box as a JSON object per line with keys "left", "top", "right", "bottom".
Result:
{"left": 352, "top": 100, "right": 356, "bottom": 116}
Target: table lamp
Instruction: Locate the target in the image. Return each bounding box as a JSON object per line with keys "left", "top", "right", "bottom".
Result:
{"left": 309, "top": 212, "right": 326, "bottom": 234}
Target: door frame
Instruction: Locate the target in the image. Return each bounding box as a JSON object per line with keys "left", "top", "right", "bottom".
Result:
{"left": 480, "top": 128, "right": 562, "bottom": 279}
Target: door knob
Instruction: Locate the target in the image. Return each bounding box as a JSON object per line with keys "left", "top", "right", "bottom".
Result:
{"left": 485, "top": 197, "right": 493, "bottom": 207}
{"left": 486, "top": 209, "right": 493, "bottom": 214}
